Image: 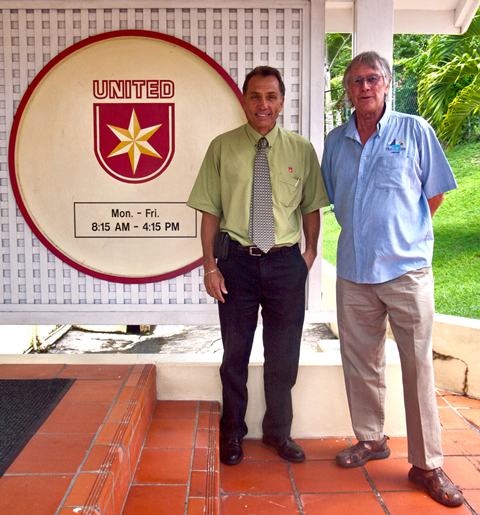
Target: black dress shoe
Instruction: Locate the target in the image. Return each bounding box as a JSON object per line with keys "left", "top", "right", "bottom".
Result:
{"left": 220, "top": 436, "right": 243, "bottom": 465}
{"left": 262, "top": 435, "right": 306, "bottom": 463}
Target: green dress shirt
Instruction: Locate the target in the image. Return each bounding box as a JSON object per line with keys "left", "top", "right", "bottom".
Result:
{"left": 187, "top": 123, "right": 329, "bottom": 246}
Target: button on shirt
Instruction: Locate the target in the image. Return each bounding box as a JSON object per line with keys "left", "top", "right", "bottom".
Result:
{"left": 321, "top": 106, "right": 457, "bottom": 284}
{"left": 188, "top": 123, "right": 329, "bottom": 246}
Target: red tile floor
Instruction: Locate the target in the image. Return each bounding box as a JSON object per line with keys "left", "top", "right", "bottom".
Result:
{"left": 0, "top": 364, "right": 479, "bottom": 514}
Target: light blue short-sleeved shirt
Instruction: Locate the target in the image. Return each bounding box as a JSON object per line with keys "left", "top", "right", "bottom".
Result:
{"left": 321, "top": 106, "right": 457, "bottom": 284}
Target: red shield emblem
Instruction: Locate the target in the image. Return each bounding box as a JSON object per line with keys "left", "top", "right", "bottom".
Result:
{"left": 94, "top": 102, "right": 175, "bottom": 183}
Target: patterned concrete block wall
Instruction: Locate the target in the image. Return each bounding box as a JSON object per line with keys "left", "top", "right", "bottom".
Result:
{"left": 0, "top": 1, "right": 316, "bottom": 321}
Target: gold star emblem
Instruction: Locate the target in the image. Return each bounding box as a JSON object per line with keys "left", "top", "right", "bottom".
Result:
{"left": 107, "top": 109, "right": 162, "bottom": 174}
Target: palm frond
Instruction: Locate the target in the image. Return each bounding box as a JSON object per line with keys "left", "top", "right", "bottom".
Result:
{"left": 439, "top": 80, "right": 480, "bottom": 146}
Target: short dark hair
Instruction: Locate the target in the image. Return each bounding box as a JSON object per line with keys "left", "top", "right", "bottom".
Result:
{"left": 242, "top": 66, "right": 286, "bottom": 97}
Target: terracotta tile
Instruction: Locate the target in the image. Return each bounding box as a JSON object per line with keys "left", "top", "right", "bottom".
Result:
{"left": 442, "top": 430, "right": 470, "bottom": 455}
{"left": 134, "top": 448, "right": 191, "bottom": 484}
{"left": 128, "top": 421, "right": 147, "bottom": 471}
{"left": 222, "top": 493, "right": 298, "bottom": 513}
{"left": 198, "top": 411, "right": 214, "bottom": 429}
{"left": 145, "top": 418, "right": 196, "bottom": 448}
{"left": 63, "top": 471, "right": 114, "bottom": 509}
{"left": 190, "top": 470, "right": 207, "bottom": 497}
{"left": 124, "top": 365, "right": 145, "bottom": 386}
{"left": 58, "top": 364, "right": 131, "bottom": 380}
{"left": 436, "top": 395, "right": 449, "bottom": 407}
{"left": 123, "top": 485, "right": 187, "bottom": 514}
{"left": 192, "top": 447, "right": 220, "bottom": 471}
{"left": 199, "top": 400, "right": 220, "bottom": 413}
{"left": 39, "top": 402, "right": 110, "bottom": 434}
{"left": 443, "top": 456, "right": 480, "bottom": 489}
{"left": 111, "top": 449, "right": 134, "bottom": 514}
{"left": 83, "top": 444, "right": 118, "bottom": 472}
{"left": 188, "top": 496, "right": 220, "bottom": 515}
{"left": 75, "top": 443, "right": 131, "bottom": 513}
{"left": 126, "top": 364, "right": 155, "bottom": 387}
{"left": 122, "top": 400, "right": 146, "bottom": 432}
{"left": 195, "top": 428, "right": 211, "bottom": 449}
{"left": 153, "top": 400, "right": 199, "bottom": 419}
{"left": 381, "top": 490, "right": 471, "bottom": 514}
{"left": 292, "top": 461, "right": 370, "bottom": 493}
{"left": 242, "top": 439, "right": 283, "bottom": 461}
{"left": 468, "top": 455, "right": 480, "bottom": 468}
{"left": 444, "top": 395, "right": 480, "bottom": 409}
{"left": 301, "top": 492, "right": 384, "bottom": 514}
{"left": 96, "top": 420, "right": 133, "bottom": 448}
{"left": 104, "top": 400, "right": 131, "bottom": 423}
{"left": 442, "top": 428, "right": 480, "bottom": 455}
{"left": 7, "top": 433, "right": 92, "bottom": 474}
{"left": 464, "top": 489, "right": 480, "bottom": 514}
{"left": 190, "top": 470, "right": 219, "bottom": 497}
{"left": 221, "top": 460, "right": 292, "bottom": 494}
{"left": 117, "top": 385, "right": 137, "bottom": 402}
{"left": 298, "top": 438, "right": 352, "bottom": 461}
{"left": 139, "top": 399, "right": 155, "bottom": 430}
{"left": 192, "top": 447, "right": 208, "bottom": 470}
{"left": 459, "top": 408, "right": 480, "bottom": 427}
{"left": 438, "top": 407, "right": 471, "bottom": 430}
{"left": 0, "top": 475, "right": 72, "bottom": 515}
{"left": 365, "top": 457, "right": 413, "bottom": 491}
{"left": 61, "top": 379, "right": 122, "bottom": 403}
{"left": 0, "top": 364, "right": 65, "bottom": 378}
{"left": 385, "top": 437, "right": 409, "bottom": 458}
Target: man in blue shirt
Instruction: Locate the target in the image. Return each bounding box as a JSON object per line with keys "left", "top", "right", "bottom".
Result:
{"left": 322, "top": 51, "right": 463, "bottom": 508}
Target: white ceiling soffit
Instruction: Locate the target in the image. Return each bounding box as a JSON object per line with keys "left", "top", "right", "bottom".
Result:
{"left": 326, "top": 0, "right": 480, "bottom": 34}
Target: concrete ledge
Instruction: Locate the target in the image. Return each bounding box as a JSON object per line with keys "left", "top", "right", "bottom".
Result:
{"left": 320, "top": 261, "right": 480, "bottom": 400}
{"left": 433, "top": 313, "right": 480, "bottom": 399}
{"left": 0, "top": 336, "right": 407, "bottom": 438}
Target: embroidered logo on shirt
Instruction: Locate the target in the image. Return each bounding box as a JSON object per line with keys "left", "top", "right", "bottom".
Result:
{"left": 386, "top": 139, "right": 406, "bottom": 154}
{"left": 288, "top": 166, "right": 294, "bottom": 174}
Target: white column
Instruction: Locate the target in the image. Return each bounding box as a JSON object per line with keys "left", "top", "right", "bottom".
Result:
{"left": 306, "top": 0, "right": 325, "bottom": 315}
{"left": 353, "top": 0, "right": 394, "bottom": 66}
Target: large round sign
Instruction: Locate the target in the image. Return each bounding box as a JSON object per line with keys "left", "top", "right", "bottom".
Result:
{"left": 9, "top": 30, "right": 245, "bottom": 282}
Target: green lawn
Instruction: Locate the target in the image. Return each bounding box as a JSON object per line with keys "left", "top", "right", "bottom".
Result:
{"left": 321, "top": 141, "right": 480, "bottom": 319}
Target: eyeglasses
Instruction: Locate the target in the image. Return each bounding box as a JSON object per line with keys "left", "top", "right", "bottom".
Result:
{"left": 350, "top": 75, "right": 383, "bottom": 87}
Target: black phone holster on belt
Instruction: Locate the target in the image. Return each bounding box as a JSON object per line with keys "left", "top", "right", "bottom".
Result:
{"left": 213, "top": 232, "right": 230, "bottom": 259}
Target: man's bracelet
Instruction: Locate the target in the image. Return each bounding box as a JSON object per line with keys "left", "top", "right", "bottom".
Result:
{"left": 204, "top": 268, "right": 219, "bottom": 276}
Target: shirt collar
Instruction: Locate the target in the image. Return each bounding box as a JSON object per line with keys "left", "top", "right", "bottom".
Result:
{"left": 345, "top": 103, "right": 392, "bottom": 141}
{"left": 377, "top": 103, "right": 392, "bottom": 135}
{"left": 244, "top": 123, "right": 279, "bottom": 147}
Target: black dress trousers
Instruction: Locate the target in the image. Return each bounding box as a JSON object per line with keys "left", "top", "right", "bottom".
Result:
{"left": 217, "top": 241, "right": 308, "bottom": 439}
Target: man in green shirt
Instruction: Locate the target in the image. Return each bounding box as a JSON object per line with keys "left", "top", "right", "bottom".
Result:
{"left": 188, "top": 66, "right": 328, "bottom": 465}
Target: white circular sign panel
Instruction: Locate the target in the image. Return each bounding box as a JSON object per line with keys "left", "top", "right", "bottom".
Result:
{"left": 10, "top": 31, "right": 245, "bottom": 282}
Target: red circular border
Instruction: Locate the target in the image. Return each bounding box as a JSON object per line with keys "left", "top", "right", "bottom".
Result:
{"left": 9, "top": 30, "right": 243, "bottom": 284}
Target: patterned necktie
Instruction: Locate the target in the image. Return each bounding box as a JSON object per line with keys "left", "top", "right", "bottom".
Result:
{"left": 249, "top": 137, "right": 275, "bottom": 253}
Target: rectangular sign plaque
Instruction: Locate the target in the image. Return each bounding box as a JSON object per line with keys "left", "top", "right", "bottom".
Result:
{"left": 74, "top": 202, "right": 197, "bottom": 238}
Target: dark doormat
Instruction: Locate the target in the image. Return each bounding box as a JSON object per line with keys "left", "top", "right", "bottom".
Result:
{"left": 0, "top": 378, "right": 74, "bottom": 476}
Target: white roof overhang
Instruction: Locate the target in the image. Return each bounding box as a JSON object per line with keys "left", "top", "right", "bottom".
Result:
{"left": 326, "top": 0, "right": 480, "bottom": 34}
{"left": 3, "top": 0, "right": 479, "bottom": 35}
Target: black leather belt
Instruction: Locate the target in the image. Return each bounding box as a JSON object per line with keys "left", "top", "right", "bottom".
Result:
{"left": 231, "top": 240, "right": 296, "bottom": 256}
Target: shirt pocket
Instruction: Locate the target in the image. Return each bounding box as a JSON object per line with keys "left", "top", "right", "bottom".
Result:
{"left": 277, "top": 174, "right": 302, "bottom": 207}
{"left": 375, "top": 155, "right": 411, "bottom": 189}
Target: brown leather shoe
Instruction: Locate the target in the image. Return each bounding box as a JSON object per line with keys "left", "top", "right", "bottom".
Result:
{"left": 262, "top": 435, "right": 305, "bottom": 463}
{"left": 408, "top": 466, "right": 464, "bottom": 507}
{"left": 336, "top": 436, "right": 390, "bottom": 468}
{"left": 220, "top": 436, "right": 243, "bottom": 465}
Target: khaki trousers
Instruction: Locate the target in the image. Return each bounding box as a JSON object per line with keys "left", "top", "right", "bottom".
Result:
{"left": 337, "top": 268, "right": 443, "bottom": 470}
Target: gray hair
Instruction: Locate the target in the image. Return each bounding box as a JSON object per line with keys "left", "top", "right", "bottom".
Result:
{"left": 343, "top": 51, "right": 392, "bottom": 88}
{"left": 342, "top": 51, "right": 392, "bottom": 105}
